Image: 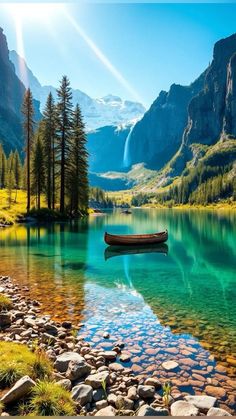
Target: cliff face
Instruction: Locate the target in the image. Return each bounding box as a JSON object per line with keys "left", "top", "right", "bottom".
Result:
{"left": 0, "top": 28, "right": 41, "bottom": 154}
{"left": 125, "top": 74, "right": 205, "bottom": 170}
{"left": 183, "top": 33, "right": 236, "bottom": 147}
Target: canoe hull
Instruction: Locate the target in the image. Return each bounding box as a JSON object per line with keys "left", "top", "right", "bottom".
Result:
{"left": 104, "top": 230, "right": 168, "bottom": 246}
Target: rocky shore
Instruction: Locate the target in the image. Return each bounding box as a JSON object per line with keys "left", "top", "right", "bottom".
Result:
{"left": 0, "top": 275, "right": 234, "bottom": 416}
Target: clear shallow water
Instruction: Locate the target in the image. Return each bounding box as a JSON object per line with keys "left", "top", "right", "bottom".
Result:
{"left": 0, "top": 209, "right": 236, "bottom": 410}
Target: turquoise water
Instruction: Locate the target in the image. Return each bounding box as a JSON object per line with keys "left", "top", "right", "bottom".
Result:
{"left": 0, "top": 209, "right": 236, "bottom": 408}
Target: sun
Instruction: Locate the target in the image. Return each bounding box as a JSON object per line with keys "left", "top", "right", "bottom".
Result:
{"left": 4, "top": 2, "right": 65, "bottom": 24}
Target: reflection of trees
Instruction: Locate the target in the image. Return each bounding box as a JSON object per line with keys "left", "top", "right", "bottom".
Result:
{"left": 0, "top": 221, "right": 89, "bottom": 322}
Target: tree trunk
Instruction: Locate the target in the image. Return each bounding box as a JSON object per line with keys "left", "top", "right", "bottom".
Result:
{"left": 27, "top": 111, "right": 30, "bottom": 213}
{"left": 60, "top": 129, "right": 65, "bottom": 213}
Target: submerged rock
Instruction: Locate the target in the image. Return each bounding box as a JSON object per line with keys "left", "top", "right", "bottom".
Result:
{"left": 162, "top": 360, "right": 179, "bottom": 371}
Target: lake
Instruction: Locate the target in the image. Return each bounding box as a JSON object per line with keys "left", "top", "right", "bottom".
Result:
{"left": 0, "top": 209, "right": 236, "bottom": 410}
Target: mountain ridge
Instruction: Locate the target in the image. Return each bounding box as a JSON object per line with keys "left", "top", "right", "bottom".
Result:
{"left": 9, "top": 50, "right": 145, "bottom": 131}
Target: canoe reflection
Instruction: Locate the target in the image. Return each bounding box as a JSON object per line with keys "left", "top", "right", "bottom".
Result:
{"left": 105, "top": 243, "right": 168, "bottom": 260}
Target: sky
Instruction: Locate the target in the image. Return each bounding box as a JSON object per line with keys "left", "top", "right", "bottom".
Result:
{"left": 0, "top": 2, "right": 236, "bottom": 108}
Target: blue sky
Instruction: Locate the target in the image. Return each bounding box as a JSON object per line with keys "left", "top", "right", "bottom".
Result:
{"left": 1, "top": 2, "right": 236, "bottom": 107}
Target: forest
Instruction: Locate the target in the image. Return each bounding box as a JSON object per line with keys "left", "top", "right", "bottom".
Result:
{"left": 0, "top": 76, "right": 89, "bottom": 217}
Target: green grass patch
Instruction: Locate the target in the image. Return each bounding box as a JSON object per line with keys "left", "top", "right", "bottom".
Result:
{"left": 0, "top": 294, "right": 13, "bottom": 311}
{"left": 0, "top": 342, "right": 53, "bottom": 388}
{"left": 29, "top": 381, "right": 76, "bottom": 416}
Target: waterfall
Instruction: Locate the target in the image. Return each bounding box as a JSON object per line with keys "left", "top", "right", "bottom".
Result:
{"left": 123, "top": 124, "right": 135, "bottom": 168}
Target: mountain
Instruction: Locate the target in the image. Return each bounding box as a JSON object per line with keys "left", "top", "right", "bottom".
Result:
{"left": 9, "top": 50, "right": 145, "bottom": 131}
{"left": 0, "top": 28, "right": 41, "bottom": 154}
{"left": 123, "top": 73, "right": 206, "bottom": 171}
{"left": 133, "top": 33, "right": 236, "bottom": 203}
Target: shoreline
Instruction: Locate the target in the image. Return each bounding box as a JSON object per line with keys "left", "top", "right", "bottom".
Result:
{"left": 0, "top": 275, "right": 234, "bottom": 416}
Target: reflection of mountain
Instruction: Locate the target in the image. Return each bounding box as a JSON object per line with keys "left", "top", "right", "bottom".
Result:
{"left": 0, "top": 222, "right": 89, "bottom": 322}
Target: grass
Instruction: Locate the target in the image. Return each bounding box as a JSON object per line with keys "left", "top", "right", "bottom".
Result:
{"left": 0, "top": 342, "right": 52, "bottom": 388}
{"left": 0, "top": 294, "right": 13, "bottom": 311}
{"left": 29, "top": 381, "right": 76, "bottom": 416}
{"left": 0, "top": 401, "right": 4, "bottom": 414}
{"left": 0, "top": 189, "right": 29, "bottom": 225}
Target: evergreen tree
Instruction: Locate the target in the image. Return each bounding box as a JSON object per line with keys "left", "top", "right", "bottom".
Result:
{"left": 57, "top": 76, "right": 73, "bottom": 213}
{"left": 13, "top": 150, "right": 22, "bottom": 189}
{"left": 67, "top": 104, "right": 89, "bottom": 214}
{"left": 32, "top": 137, "right": 45, "bottom": 210}
{"left": 6, "top": 152, "right": 16, "bottom": 207}
{"left": 0, "top": 144, "right": 7, "bottom": 189}
{"left": 41, "top": 93, "right": 57, "bottom": 209}
{"left": 22, "top": 88, "right": 35, "bottom": 212}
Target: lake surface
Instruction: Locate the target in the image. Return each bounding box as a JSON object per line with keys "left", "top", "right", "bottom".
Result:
{"left": 0, "top": 209, "right": 236, "bottom": 410}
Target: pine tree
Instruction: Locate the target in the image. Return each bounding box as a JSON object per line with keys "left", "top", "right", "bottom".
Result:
{"left": 6, "top": 152, "right": 16, "bottom": 207}
{"left": 13, "top": 150, "right": 22, "bottom": 189}
{"left": 32, "top": 137, "right": 45, "bottom": 210}
{"left": 57, "top": 76, "right": 73, "bottom": 213}
{"left": 67, "top": 104, "right": 89, "bottom": 214}
{"left": 0, "top": 144, "right": 7, "bottom": 189}
{"left": 41, "top": 93, "right": 57, "bottom": 209}
{"left": 22, "top": 88, "right": 35, "bottom": 212}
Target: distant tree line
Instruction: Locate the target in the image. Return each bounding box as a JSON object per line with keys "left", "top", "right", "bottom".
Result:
{"left": 89, "top": 187, "right": 114, "bottom": 208}
{"left": 0, "top": 76, "right": 89, "bottom": 216}
{"left": 130, "top": 163, "right": 236, "bottom": 207}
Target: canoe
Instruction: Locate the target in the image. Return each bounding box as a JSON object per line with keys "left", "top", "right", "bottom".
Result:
{"left": 104, "top": 230, "right": 168, "bottom": 246}
{"left": 104, "top": 243, "right": 168, "bottom": 260}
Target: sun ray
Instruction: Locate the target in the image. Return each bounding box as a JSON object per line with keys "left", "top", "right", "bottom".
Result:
{"left": 65, "top": 10, "right": 143, "bottom": 104}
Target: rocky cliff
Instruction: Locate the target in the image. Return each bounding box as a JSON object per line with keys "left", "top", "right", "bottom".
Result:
{"left": 124, "top": 73, "right": 205, "bottom": 170}
{"left": 0, "top": 28, "right": 41, "bottom": 154}
{"left": 183, "top": 33, "right": 236, "bottom": 147}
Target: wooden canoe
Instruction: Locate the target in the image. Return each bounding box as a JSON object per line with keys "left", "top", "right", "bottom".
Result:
{"left": 104, "top": 243, "right": 168, "bottom": 260}
{"left": 104, "top": 230, "right": 168, "bottom": 246}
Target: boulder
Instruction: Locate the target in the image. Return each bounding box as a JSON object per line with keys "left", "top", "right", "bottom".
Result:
{"left": 66, "top": 359, "right": 91, "bottom": 381}
{"left": 71, "top": 384, "right": 93, "bottom": 406}
{"left": 95, "top": 406, "right": 116, "bottom": 416}
{"left": 85, "top": 371, "right": 109, "bottom": 389}
{"left": 55, "top": 379, "right": 72, "bottom": 391}
{"left": 145, "top": 377, "right": 162, "bottom": 389}
{"left": 0, "top": 376, "right": 36, "bottom": 404}
{"left": 207, "top": 407, "right": 232, "bottom": 416}
{"left": 137, "top": 405, "right": 169, "bottom": 416}
{"left": 44, "top": 323, "right": 58, "bottom": 336}
{"left": 138, "top": 385, "right": 155, "bottom": 399}
{"left": 115, "top": 395, "right": 134, "bottom": 410}
{"left": 171, "top": 401, "right": 199, "bottom": 416}
{"left": 185, "top": 395, "right": 217, "bottom": 412}
{"left": 54, "top": 352, "right": 85, "bottom": 373}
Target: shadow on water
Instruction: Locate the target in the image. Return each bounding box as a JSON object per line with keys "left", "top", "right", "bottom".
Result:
{"left": 104, "top": 243, "right": 168, "bottom": 260}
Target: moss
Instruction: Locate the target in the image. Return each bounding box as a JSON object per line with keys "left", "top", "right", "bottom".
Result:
{"left": 0, "top": 294, "right": 13, "bottom": 311}
{"left": 29, "top": 381, "right": 76, "bottom": 416}
{"left": 0, "top": 342, "right": 53, "bottom": 388}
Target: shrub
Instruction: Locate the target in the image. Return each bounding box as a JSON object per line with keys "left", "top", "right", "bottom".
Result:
{"left": 0, "top": 342, "right": 52, "bottom": 388}
{"left": 0, "top": 294, "right": 13, "bottom": 311}
{"left": 29, "top": 381, "right": 76, "bottom": 416}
